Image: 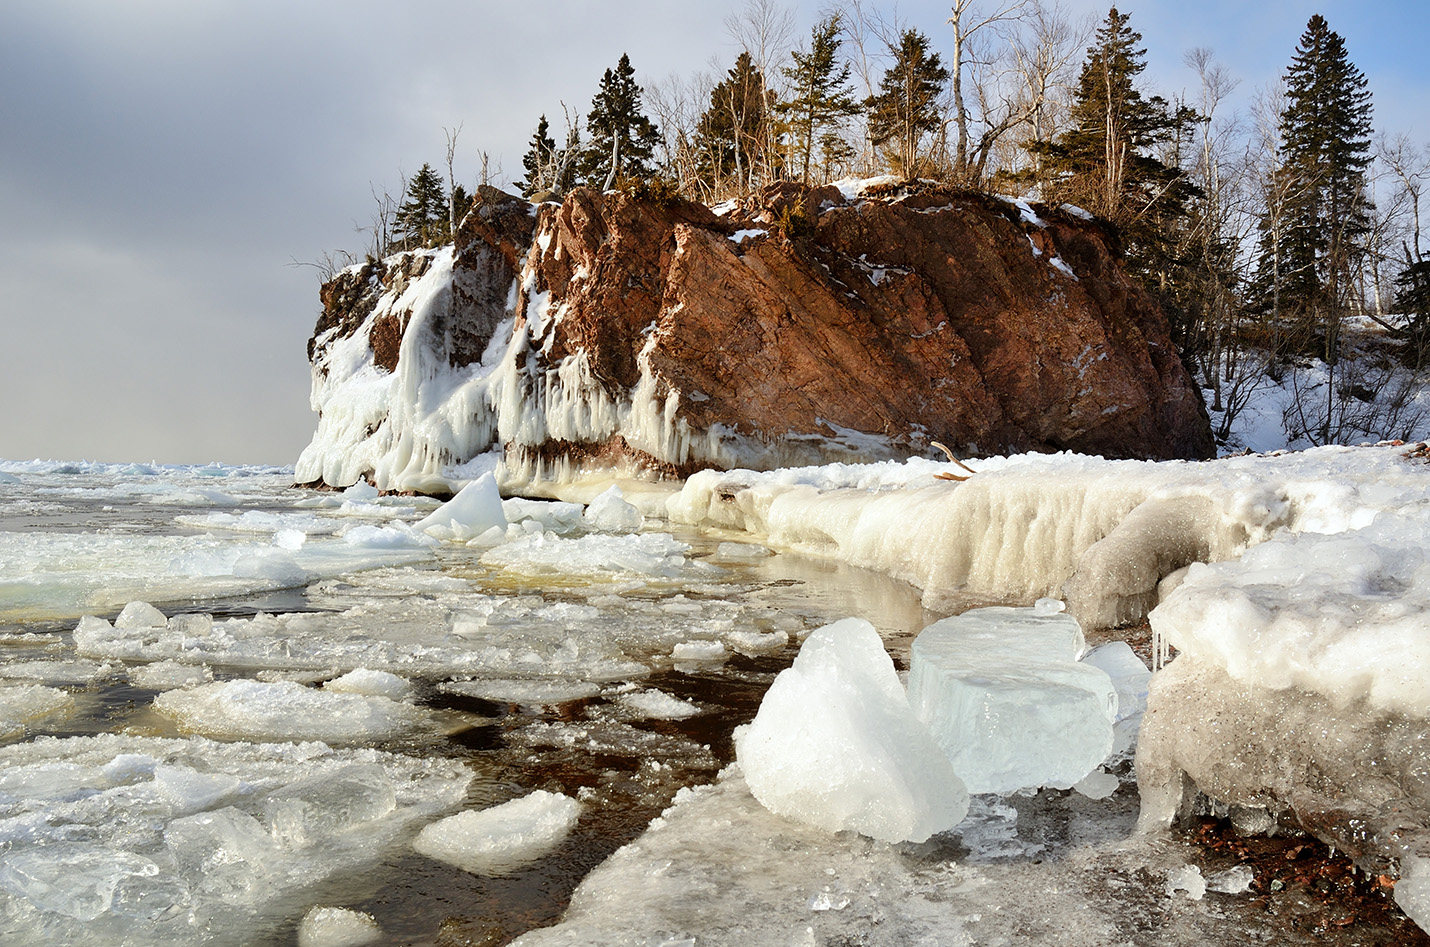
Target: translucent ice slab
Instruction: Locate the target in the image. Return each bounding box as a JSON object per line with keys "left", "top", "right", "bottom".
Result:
{"left": 907, "top": 607, "right": 1116, "bottom": 794}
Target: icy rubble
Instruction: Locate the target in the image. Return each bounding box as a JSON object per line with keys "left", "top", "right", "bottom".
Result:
{"left": 735, "top": 618, "right": 968, "bottom": 844}
{"left": 413, "top": 790, "right": 581, "bottom": 876}
{"left": 0, "top": 733, "right": 470, "bottom": 945}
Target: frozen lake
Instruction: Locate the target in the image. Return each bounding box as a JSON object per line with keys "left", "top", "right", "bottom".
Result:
{"left": 1, "top": 458, "right": 1424, "bottom": 946}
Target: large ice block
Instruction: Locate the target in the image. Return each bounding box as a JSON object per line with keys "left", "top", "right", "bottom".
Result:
{"left": 735, "top": 618, "right": 968, "bottom": 843}
{"left": 907, "top": 607, "right": 1116, "bottom": 794}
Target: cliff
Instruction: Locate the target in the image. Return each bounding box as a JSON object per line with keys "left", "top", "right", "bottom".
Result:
{"left": 296, "top": 180, "right": 1212, "bottom": 493}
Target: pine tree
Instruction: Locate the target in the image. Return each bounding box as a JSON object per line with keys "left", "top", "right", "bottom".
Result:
{"left": 394, "top": 163, "right": 449, "bottom": 249}
{"left": 865, "top": 29, "right": 950, "bottom": 180}
{"left": 581, "top": 54, "right": 660, "bottom": 190}
{"left": 695, "top": 52, "right": 772, "bottom": 194}
{"left": 1253, "top": 15, "right": 1374, "bottom": 363}
{"left": 521, "top": 115, "right": 558, "bottom": 197}
{"left": 777, "top": 15, "right": 862, "bottom": 185}
{"left": 1031, "top": 8, "right": 1197, "bottom": 278}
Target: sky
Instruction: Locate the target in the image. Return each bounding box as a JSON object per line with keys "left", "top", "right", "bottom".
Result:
{"left": 1, "top": 1, "right": 1426, "bottom": 466}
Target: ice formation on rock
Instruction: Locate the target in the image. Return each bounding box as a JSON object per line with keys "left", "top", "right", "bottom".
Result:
{"left": 413, "top": 790, "right": 581, "bottom": 875}
{"left": 735, "top": 618, "right": 967, "bottom": 844}
{"left": 907, "top": 607, "right": 1116, "bottom": 794}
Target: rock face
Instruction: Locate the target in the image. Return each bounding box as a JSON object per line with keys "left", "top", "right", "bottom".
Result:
{"left": 296, "top": 181, "right": 1212, "bottom": 492}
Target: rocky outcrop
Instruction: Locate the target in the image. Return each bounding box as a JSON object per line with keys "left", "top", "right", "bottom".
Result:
{"left": 296, "top": 181, "right": 1212, "bottom": 492}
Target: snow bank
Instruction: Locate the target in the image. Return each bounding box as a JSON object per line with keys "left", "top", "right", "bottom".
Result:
{"left": 413, "top": 790, "right": 581, "bottom": 875}
{"left": 735, "top": 618, "right": 967, "bottom": 844}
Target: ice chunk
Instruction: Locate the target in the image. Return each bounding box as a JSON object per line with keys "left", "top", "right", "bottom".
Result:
{"left": 129, "top": 660, "right": 213, "bottom": 690}
{"left": 1165, "top": 864, "right": 1206, "bottom": 900}
{"left": 0, "top": 845, "right": 163, "bottom": 921}
{"left": 671, "top": 640, "right": 727, "bottom": 663}
{"left": 583, "top": 485, "right": 644, "bottom": 533}
{"left": 907, "top": 607, "right": 1116, "bottom": 794}
{"left": 617, "top": 689, "right": 702, "bottom": 720}
{"left": 413, "top": 790, "right": 581, "bottom": 875}
{"left": 1206, "top": 865, "right": 1255, "bottom": 895}
{"left": 1073, "top": 768, "right": 1120, "bottom": 799}
{"left": 1080, "top": 642, "right": 1150, "bottom": 723}
{"left": 323, "top": 668, "right": 412, "bottom": 701}
{"left": 412, "top": 472, "right": 507, "bottom": 541}
{"left": 1397, "top": 855, "right": 1430, "bottom": 934}
{"left": 735, "top": 618, "right": 967, "bottom": 844}
{"left": 298, "top": 906, "right": 382, "bottom": 947}
{"left": 154, "top": 679, "right": 428, "bottom": 743}
{"left": 115, "top": 600, "right": 168, "bottom": 630}
{"left": 264, "top": 764, "right": 398, "bottom": 848}
{"left": 0, "top": 683, "right": 74, "bottom": 737}
{"left": 439, "top": 678, "right": 602, "bottom": 705}
{"left": 165, "top": 806, "right": 279, "bottom": 905}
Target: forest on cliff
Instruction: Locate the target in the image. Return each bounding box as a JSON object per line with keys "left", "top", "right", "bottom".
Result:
{"left": 343, "top": 3, "right": 1430, "bottom": 455}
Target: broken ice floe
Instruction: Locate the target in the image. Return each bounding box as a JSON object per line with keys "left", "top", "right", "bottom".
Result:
{"left": 297, "top": 906, "right": 382, "bottom": 947}
{"left": 153, "top": 679, "right": 431, "bottom": 744}
{"left": 0, "top": 733, "right": 470, "bottom": 945}
{"left": 413, "top": 790, "right": 581, "bottom": 876}
{"left": 0, "top": 683, "right": 74, "bottom": 738}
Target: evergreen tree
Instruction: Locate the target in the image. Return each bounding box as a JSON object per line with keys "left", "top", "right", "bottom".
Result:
{"left": 521, "top": 115, "right": 558, "bottom": 197}
{"left": 394, "top": 163, "right": 448, "bottom": 249}
{"left": 865, "top": 29, "right": 950, "bottom": 180}
{"left": 695, "top": 52, "right": 772, "bottom": 194}
{"left": 581, "top": 54, "right": 660, "bottom": 189}
{"left": 1253, "top": 15, "right": 1374, "bottom": 363}
{"left": 1031, "top": 8, "right": 1198, "bottom": 279}
{"left": 777, "top": 15, "right": 862, "bottom": 185}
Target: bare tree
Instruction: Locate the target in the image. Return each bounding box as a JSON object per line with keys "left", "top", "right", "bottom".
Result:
{"left": 444, "top": 123, "right": 463, "bottom": 236}
{"left": 724, "top": 0, "right": 795, "bottom": 186}
{"left": 999, "top": 0, "right": 1086, "bottom": 189}
{"left": 945, "top": 0, "right": 1028, "bottom": 182}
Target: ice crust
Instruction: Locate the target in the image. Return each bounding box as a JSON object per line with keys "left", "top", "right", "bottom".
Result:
{"left": 907, "top": 608, "right": 1116, "bottom": 794}
{"left": 0, "top": 683, "right": 74, "bottom": 737}
{"left": 735, "top": 618, "right": 968, "bottom": 843}
{"left": 0, "top": 733, "right": 470, "bottom": 945}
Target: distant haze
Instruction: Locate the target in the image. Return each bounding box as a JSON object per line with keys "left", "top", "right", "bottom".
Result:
{"left": 2, "top": 0, "right": 1424, "bottom": 465}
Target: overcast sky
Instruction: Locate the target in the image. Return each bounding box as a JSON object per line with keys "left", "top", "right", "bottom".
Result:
{"left": 2, "top": 1, "right": 1425, "bottom": 465}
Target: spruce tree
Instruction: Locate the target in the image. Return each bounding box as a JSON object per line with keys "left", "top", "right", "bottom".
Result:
{"left": 1032, "top": 8, "right": 1197, "bottom": 279}
{"left": 521, "top": 115, "right": 558, "bottom": 197}
{"left": 777, "top": 15, "right": 862, "bottom": 185}
{"left": 1254, "top": 14, "right": 1374, "bottom": 362}
{"left": 581, "top": 54, "right": 660, "bottom": 190}
{"left": 865, "top": 29, "right": 950, "bottom": 181}
{"left": 394, "top": 163, "right": 449, "bottom": 249}
{"left": 695, "top": 52, "right": 771, "bottom": 194}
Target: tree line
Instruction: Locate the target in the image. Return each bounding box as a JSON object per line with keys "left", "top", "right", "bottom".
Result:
{"left": 358, "top": 3, "right": 1430, "bottom": 447}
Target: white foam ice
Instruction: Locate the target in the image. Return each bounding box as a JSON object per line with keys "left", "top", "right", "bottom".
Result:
{"left": 907, "top": 607, "right": 1115, "bottom": 794}
{"left": 153, "top": 679, "right": 431, "bottom": 744}
{"left": 323, "top": 668, "right": 413, "bottom": 701}
{"left": 480, "top": 531, "right": 712, "bottom": 581}
{"left": 413, "top": 790, "right": 581, "bottom": 876}
{"left": 438, "top": 678, "right": 603, "bottom": 706}
{"left": 0, "top": 733, "right": 470, "bottom": 945}
{"left": 736, "top": 618, "right": 968, "bottom": 844}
